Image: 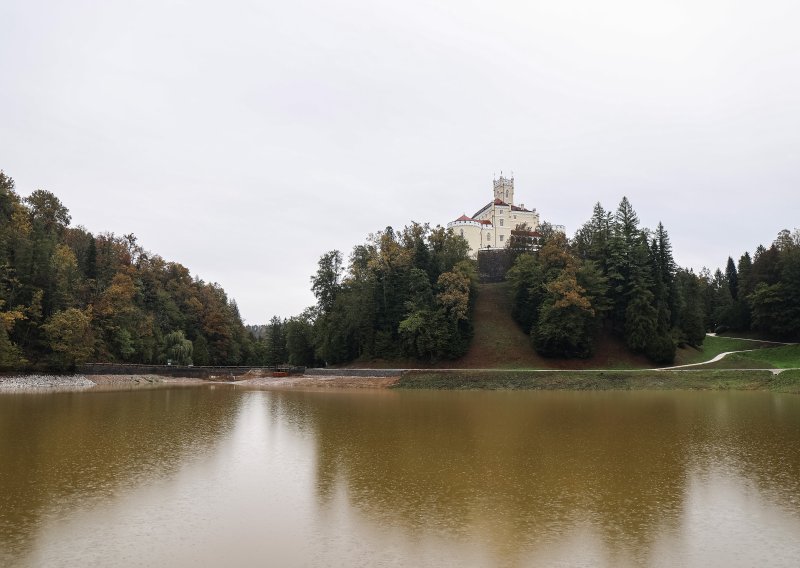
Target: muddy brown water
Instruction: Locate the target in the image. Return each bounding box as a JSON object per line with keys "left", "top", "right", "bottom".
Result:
{"left": 1, "top": 386, "right": 799, "bottom": 567}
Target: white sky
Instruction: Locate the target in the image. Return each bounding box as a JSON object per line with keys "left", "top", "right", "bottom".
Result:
{"left": 2, "top": 0, "right": 799, "bottom": 323}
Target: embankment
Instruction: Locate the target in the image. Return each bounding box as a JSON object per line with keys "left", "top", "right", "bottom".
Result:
{"left": 394, "top": 369, "right": 800, "bottom": 393}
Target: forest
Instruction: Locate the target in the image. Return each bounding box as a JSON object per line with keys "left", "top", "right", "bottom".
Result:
{"left": 506, "top": 197, "right": 800, "bottom": 364}
{"left": 2, "top": 168, "right": 799, "bottom": 370}
{"left": 268, "top": 198, "right": 800, "bottom": 367}
{"left": 0, "top": 171, "right": 257, "bottom": 370}
{"left": 270, "top": 224, "right": 476, "bottom": 367}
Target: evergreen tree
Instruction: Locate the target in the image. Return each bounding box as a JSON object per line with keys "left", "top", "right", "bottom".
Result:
{"left": 507, "top": 253, "right": 545, "bottom": 333}
{"left": 534, "top": 267, "right": 595, "bottom": 358}
{"left": 84, "top": 235, "right": 98, "bottom": 280}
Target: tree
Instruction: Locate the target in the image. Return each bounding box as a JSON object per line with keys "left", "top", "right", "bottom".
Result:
{"left": 674, "top": 269, "right": 706, "bottom": 347}
{"left": 25, "top": 189, "right": 71, "bottom": 233}
{"left": 725, "top": 257, "right": 739, "bottom": 301}
{"left": 42, "top": 307, "right": 94, "bottom": 369}
{"left": 265, "top": 316, "right": 287, "bottom": 365}
{"left": 84, "top": 234, "right": 98, "bottom": 280}
{"left": 192, "top": 335, "right": 211, "bottom": 366}
{"left": 0, "top": 300, "right": 26, "bottom": 369}
{"left": 311, "top": 251, "right": 343, "bottom": 314}
{"left": 507, "top": 253, "right": 545, "bottom": 333}
{"left": 164, "top": 330, "right": 193, "bottom": 365}
{"left": 534, "top": 268, "right": 595, "bottom": 358}
{"left": 573, "top": 202, "right": 612, "bottom": 264}
{"left": 285, "top": 309, "right": 318, "bottom": 366}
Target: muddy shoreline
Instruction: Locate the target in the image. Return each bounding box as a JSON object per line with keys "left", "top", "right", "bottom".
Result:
{"left": 0, "top": 372, "right": 397, "bottom": 392}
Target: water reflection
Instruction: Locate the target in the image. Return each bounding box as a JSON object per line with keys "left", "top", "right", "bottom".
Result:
{"left": 1, "top": 388, "right": 799, "bottom": 567}
{"left": 284, "top": 390, "right": 800, "bottom": 566}
{"left": 0, "top": 386, "right": 241, "bottom": 564}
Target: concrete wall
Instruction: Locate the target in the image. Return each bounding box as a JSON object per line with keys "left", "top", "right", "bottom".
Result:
{"left": 305, "top": 368, "right": 404, "bottom": 377}
{"left": 78, "top": 363, "right": 305, "bottom": 378}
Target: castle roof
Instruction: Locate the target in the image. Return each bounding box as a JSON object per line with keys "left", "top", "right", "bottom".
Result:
{"left": 455, "top": 214, "right": 474, "bottom": 222}
{"left": 472, "top": 202, "right": 493, "bottom": 218}
{"left": 511, "top": 204, "right": 531, "bottom": 212}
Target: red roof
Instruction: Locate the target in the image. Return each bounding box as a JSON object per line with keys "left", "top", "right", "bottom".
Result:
{"left": 455, "top": 214, "right": 474, "bottom": 222}
{"left": 479, "top": 219, "right": 492, "bottom": 225}
{"left": 493, "top": 198, "right": 508, "bottom": 206}
{"left": 511, "top": 205, "right": 531, "bottom": 212}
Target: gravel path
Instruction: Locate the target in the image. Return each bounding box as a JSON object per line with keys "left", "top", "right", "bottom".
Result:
{"left": 0, "top": 375, "right": 96, "bottom": 390}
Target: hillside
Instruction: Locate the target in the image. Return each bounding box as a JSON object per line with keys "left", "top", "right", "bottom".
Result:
{"left": 343, "top": 282, "right": 782, "bottom": 370}
{"left": 450, "top": 283, "right": 652, "bottom": 370}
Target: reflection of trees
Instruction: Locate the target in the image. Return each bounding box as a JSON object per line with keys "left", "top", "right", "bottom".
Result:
{"left": 278, "top": 390, "right": 800, "bottom": 563}
{"left": 0, "top": 387, "right": 240, "bottom": 560}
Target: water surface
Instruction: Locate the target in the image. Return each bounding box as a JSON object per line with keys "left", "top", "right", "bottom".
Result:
{"left": 1, "top": 387, "right": 799, "bottom": 567}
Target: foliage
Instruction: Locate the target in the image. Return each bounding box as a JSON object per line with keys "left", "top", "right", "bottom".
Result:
{"left": 42, "top": 307, "right": 94, "bottom": 369}
{"left": 0, "top": 169, "right": 257, "bottom": 370}
{"left": 507, "top": 197, "right": 687, "bottom": 363}
{"left": 307, "top": 223, "right": 474, "bottom": 363}
{"left": 164, "top": 330, "right": 193, "bottom": 365}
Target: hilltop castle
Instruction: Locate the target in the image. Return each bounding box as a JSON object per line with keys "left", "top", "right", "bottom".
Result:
{"left": 447, "top": 175, "right": 563, "bottom": 258}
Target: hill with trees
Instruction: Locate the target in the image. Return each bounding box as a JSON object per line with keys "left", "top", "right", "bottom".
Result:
{"left": 4, "top": 167, "right": 798, "bottom": 372}
{"left": 266, "top": 198, "right": 799, "bottom": 368}
{"left": 0, "top": 170, "right": 256, "bottom": 371}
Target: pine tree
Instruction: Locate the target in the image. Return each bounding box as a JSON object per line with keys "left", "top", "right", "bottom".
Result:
{"left": 725, "top": 257, "right": 739, "bottom": 301}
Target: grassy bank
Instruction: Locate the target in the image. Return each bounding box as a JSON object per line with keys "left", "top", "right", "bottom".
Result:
{"left": 672, "top": 335, "right": 776, "bottom": 366}
{"left": 697, "top": 344, "right": 800, "bottom": 369}
{"left": 394, "top": 369, "right": 800, "bottom": 393}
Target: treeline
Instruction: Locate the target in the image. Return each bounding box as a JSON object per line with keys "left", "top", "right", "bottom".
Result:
{"left": 0, "top": 171, "right": 257, "bottom": 370}
{"left": 509, "top": 198, "right": 705, "bottom": 364}
{"left": 261, "top": 224, "right": 476, "bottom": 366}
{"left": 509, "top": 198, "right": 800, "bottom": 364}
{"left": 704, "top": 229, "right": 800, "bottom": 339}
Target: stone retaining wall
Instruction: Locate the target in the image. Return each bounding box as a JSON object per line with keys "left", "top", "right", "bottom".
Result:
{"left": 305, "top": 368, "right": 404, "bottom": 377}
{"left": 78, "top": 363, "right": 305, "bottom": 379}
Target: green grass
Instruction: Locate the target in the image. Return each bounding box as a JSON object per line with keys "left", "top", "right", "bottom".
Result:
{"left": 699, "top": 344, "right": 800, "bottom": 369}
{"left": 394, "top": 369, "right": 800, "bottom": 393}
{"left": 672, "top": 335, "right": 777, "bottom": 366}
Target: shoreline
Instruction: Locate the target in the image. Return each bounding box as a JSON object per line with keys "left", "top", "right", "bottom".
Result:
{"left": 395, "top": 369, "right": 800, "bottom": 393}
{"left": 1, "top": 368, "right": 800, "bottom": 393}
{"left": 0, "top": 373, "right": 398, "bottom": 392}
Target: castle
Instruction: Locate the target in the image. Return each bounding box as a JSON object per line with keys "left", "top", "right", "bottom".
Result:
{"left": 447, "top": 175, "right": 563, "bottom": 258}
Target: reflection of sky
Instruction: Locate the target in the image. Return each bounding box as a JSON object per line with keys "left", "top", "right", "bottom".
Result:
{"left": 19, "top": 391, "right": 322, "bottom": 567}
{"left": 8, "top": 389, "right": 800, "bottom": 567}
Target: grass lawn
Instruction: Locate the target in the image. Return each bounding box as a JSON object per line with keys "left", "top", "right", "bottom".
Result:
{"left": 672, "top": 335, "right": 777, "bottom": 366}
{"left": 700, "top": 344, "right": 800, "bottom": 369}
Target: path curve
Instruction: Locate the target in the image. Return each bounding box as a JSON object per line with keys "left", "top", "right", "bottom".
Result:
{"left": 658, "top": 334, "right": 797, "bottom": 370}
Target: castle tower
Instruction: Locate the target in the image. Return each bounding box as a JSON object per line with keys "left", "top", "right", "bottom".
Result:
{"left": 493, "top": 174, "right": 514, "bottom": 205}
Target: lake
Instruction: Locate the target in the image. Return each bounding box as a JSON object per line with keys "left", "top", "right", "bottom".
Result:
{"left": 1, "top": 386, "right": 799, "bottom": 567}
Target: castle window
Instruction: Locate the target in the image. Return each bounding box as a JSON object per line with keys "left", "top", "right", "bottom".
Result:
{"left": 500, "top": 234, "right": 504, "bottom": 242}
{"left": 460, "top": 229, "right": 464, "bottom": 237}
{"left": 499, "top": 219, "right": 504, "bottom": 226}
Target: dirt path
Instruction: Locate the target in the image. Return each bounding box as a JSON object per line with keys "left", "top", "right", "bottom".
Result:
{"left": 454, "top": 282, "right": 543, "bottom": 368}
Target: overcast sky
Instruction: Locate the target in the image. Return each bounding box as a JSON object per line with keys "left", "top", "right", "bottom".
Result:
{"left": 2, "top": 0, "right": 799, "bottom": 323}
